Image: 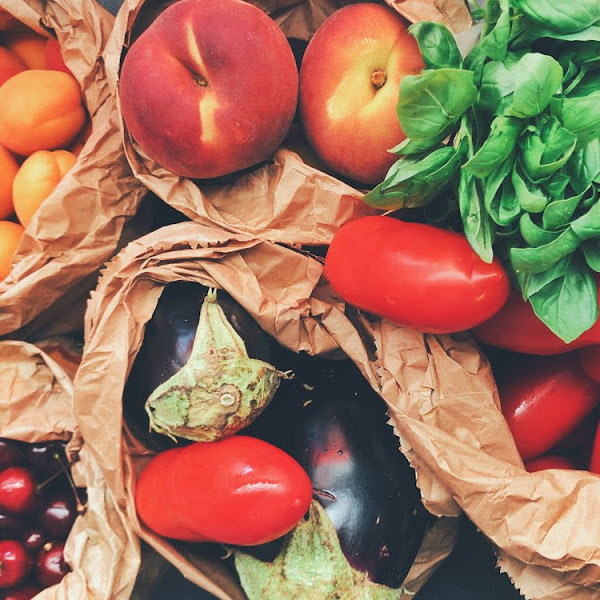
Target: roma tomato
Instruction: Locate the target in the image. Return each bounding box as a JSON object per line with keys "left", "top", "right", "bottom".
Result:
{"left": 498, "top": 354, "right": 599, "bottom": 461}
{"left": 577, "top": 345, "right": 600, "bottom": 383}
{"left": 524, "top": 455, "right": 577, "bottom": 472}
{"left": 324, "top": 216, "right": 510, "bottom": 333}
{"left": 472, "top": 287, "right": 600, "bottom": 355}
{"left": 135, "top": 435, "right": 312, "bottom": 546}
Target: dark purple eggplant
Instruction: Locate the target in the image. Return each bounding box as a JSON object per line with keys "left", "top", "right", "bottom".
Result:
{"left": 124, "top": 282, "right": 275, "bottom": 451}
{"left": 243, "top": 352, "right": 433, "bottom": 589}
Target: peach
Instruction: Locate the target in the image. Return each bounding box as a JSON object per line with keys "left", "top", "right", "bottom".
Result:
{"left": 0, "top": 70, "right": 86, "bottom": 156}
{"left": 0, "top": 143, "right": 19, "bottom": 219}
{"left": 0, "top": 45, "right": 26, "bottom": 86}
{"left": 44, "top": 37, "right": 71, "bottom": 75}
{"left": 298, "top": 3, "right": 424, "bottom": 186}
{"left": 12, "top": 149, "right": 76, "bottom": 227}
{"left": 119, "top": 0, "right": 298, "bottom": 179}
{"left": 0, "top": 220, "right": 23, "bottom": 281}
{"left": 2, "top": 30, "right": 48, "bottom": 70}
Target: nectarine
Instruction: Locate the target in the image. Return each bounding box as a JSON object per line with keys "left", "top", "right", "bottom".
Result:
{"left": 0, "top": 220, "right": 23, "bottom": 281}
{"left": 299, "top": 3, "right": 424, "bottom": 186}
{"left": 12, "top": 149, "right": 77, "bottom": 227}
{"left": 0, "top": 70, "right": 86, "bottom": 156}
{"left": 0, "top": 46, "right": 26, "bottom": 87}
{"left": 44, "top": 37, "right": 71, "bottom": 75}
{"left": 2, "top": 30, "right": 48, "bottom": 70}
{"left": 119, "top": 0, "right": 298, "bottom": 179}
{"left": 0, "top": 144, "right": 19, "bottom": 219}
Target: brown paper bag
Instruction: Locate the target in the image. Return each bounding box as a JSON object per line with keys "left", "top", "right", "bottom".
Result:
{"left": 103, "top": 0, "right": 471, "bottom": 248}
{"left": 0, "top": 0, "right": 148, "bottom": 337}
{"left": 71, "top": 220, "right": 532, "bottom": 598}
{"left": 0, "top": 339, "right": 140, "bottom": 599}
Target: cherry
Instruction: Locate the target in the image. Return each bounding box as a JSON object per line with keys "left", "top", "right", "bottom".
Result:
{"left": 22, "top": 529, "right": 48, "bottom": 555}
{"left": 0, "top": 469, "right": 37, "bottom": 516}
{"left": 25, "top": 443, "right": 68, "bottom": 480}
{"left": 37, "top": 490, "right": 77, "bottom": 541}
{"left": 0, "top": 442, "right": 24, "bottom": 472}
{"left": 0, "top": 514, "right": 26, "bottom": 541}
{"left": 0, "top": 541, "right": 32, "bottom": 589}
{"left": 35, "top": 542, "right": 70, "bottom": 588}
{"left": 0, "top": 582, "right": 41, "bottom": 600}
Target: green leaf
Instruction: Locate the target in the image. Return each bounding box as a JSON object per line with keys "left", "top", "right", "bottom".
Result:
{"left": 409, "top": 22, "right": 462, "bottom": 69}
{"left": 478, "top": 60, "right": 516, "bottom": 114}
{"left": 463, "top": 116, "right": 523, "bottom": 177}
{"left": 459, "top": 169, "right": 494, "bottom": 262}
{"left": 397, "top": 69, "right": 478, "bottom": 141}
{"left": 363, "top": 141, "right": 467, "bottom": 210}
{"left": 519, "top": 213, "right": 563, "bottom": 246}
{"left": 526, "top": 254, "right": 598, "bottom": 342}
{"left": 234, "top": 502, "right": 408, "bottom": 600}
{"left": 512, "top": 167, "right": 549, "bottom": 212}
{"left": 583, "top": 239, "right": 600, "bottom": 272}
{"left": 566, "top": 139, "right": 600, "bottom": 194}
{"left": 507, "top": 53, "right": 563, "bottom": 118}
{"left": 511, "top": 0, "right": 600, "bottom": 34}
{"left": 477, "top": 3, "right": 511, "bottom": 61}
{"left": 510, "top": 227, "right": 581, "bottom": 272}
{"left": 389, "top": 133, "right": 448, "bottom": 156}
{"left": 484, "top": 156, "right": 518, "bottom": 224}
{"left": 517, "top": 253, "right": 570, "bottom": 299}
{"left": 521, "top": 22, "right": 600, "bottom": 42}
{"left": 542, "top": 191, "right": 585, "bottom": 229}
{"left": 545, "top": 172, "right": 570, "bottom": 198}
{"left": 570, "top": 198, "right": 600, "bottom": 240}
{"left": 559, "top": 91, "right": 600, "bottom": 145}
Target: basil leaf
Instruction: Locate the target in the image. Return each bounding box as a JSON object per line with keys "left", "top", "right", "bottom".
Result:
{"left": 462, "top": 116, "right": 523, "bottom": 177}
{"left": 478, "top": 60, "right": 516, "bottom": 114}
{"left": 512, "top": 0, "right": 600, "bottom": 35}
{"left": 484, "top": 156, "right": 516, "bottom": 223}
{"left": 542, "top": 190, "right": 585, "bottom": 230}
{"left": 559, "top": 91, "right": 600, "bottom": 145}
{"left": 521, "top": 22, "right": 600, "bottom": 42}
{"left": 527, "top": 255, "right": 598, "bottom": 343}
{"left": 477, "top": 2, "right": 511, "bottom": 61}
{"left": 397, "top": 69, "right": 478, "bottom": 141}
{"left": 510, "top": 226, "right": 581, "bottom": 273}
{"left": 363, "top": 142, "right": 467, "bottom": 210}
{"left": 570, "top": 197, "right": 600, "bottom": 240}
{"left": 583, "top": 239, "right": 600, "bottom": 272}
{"left": 545, "top": 172, "right": 570, "bottom": 198}
{"left": 409, "top": 22, "right": 462, "bottom": 69}
{"left": 517, "top": 253, "right": 570, "bottom": 299}
{"left": 519, "top": 213, "right": 563, "bottom": 246}
{"left": 566, "top": 139, "right": 600, "bottom": 194}
{"left": 512, "top": 167, "right": 549, "bottom": 212}
{"left": 459, "top": 169, "right": 494, "bottom": 263}
{"left": 388, "top": 133, "right": 448, "bottom": 156}
{"left": 507, "top": 53, "right": 563, "bottom": 118}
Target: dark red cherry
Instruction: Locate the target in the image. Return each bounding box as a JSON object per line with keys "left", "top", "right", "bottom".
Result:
{"left": 0, "top": 441, "right": 24, "bottom": 472}
{"left": 0, "top": 469, "right": 37, "bottom": 515}
{"left": 37, "top": 490, "right": 77, "bottom": 541}
{"left": 35, "top": 542, "right": 70, "bottom": 588}
{"left": 0, "top": 541, "right": 32, "bottom": 589}
{"left": 0, "top": 513, "right": 26, "bottom": 541}
{"left": 22, "top": 529, "right": 48, "bottom": 555}
{"left": 0, "top": 581, "right": 41, "bottom": 599}
{"left": 25, "top": 443, "right": 68, "bottom": 480}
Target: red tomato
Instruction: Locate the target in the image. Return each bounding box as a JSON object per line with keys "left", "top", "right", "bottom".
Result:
{"left": 577, "top": 345, "right": 600, "bottom": 383}
{"left": 525, "top": 454, "right": 577, "bottom": 472}
{"left": 324, "top": 216, "right": 510, "bottom": 333}
{"left": 498, "top": 354, "right": 599, "bottom": 461}
{"left": 589, "top": 422, "right": 600, "bottom": 474}
{"left": 472, "top": 287, "right": 600, "bottom": 355}
{"left": 135, "top": 435, "right": 312, "bottom": 546}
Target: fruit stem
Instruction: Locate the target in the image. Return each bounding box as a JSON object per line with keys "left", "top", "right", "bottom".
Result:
{"left": 371, "top": 69, "right": 386, "bottom": 90}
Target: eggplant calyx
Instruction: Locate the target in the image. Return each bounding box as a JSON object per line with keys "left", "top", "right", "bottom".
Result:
{"left": 233, "top": 501, "right": 414, "bottom": 599}
{"left": 144, "top": 288, "right": 284, "bottom": 442}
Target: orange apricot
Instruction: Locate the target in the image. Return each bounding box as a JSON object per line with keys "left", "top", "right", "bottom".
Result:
{"left": 0, "top": 144, "right": 19, "bottom": 219}
{"left": 0, "top": 70, "right": 86, "bottom": 156}
{"left": 0, "top": 45, "right": 26, "bottom": 86}
{"left": 12, "top": 149, "right": 77, "bottom": 227}
{"left": 0, "top": 220, "right": 24, "bottom": 281}
{"left": 2, "top": 30, "right": 47, "bottom": 70}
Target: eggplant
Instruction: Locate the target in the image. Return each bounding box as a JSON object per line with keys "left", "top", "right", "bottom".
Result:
{"left": 124, "top": 281, "right": 275, "bottom": 451}
{"left": 243, "top": 352, "right": 433, "bottom": 589}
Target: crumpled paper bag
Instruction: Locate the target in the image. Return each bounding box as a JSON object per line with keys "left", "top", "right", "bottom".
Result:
{"left": 0, "top": 0, "right": 148, "bottom": 337}
{"left": 0, "top": 340, "right": 140, "bottom": 600}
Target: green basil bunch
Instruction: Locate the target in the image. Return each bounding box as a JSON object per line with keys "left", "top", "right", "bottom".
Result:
{"left": 364, "top": 0, "right": 600, "bottom": 343}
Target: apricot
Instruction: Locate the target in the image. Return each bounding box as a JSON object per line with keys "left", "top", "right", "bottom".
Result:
{"left": 2, "top": 30, "right": 47, "bottom": 70}
{"left": 0, "top": 45, "right": 26, "bottom": 86}
{"left": 0, "top": 70, "right": 86, "bottom": 156}
{"left": 0, "top": 144, "right": 18, "bottom": 219}
{"left": 12, "top": 149, "right": 76, "bottom": 227}
{"left": 0, "top": 220, "right": 23, "bottom": 281}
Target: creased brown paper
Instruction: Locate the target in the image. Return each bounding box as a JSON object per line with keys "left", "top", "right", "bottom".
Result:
{"left": 0, "top": 340, "right": 140, "bottom": 600}
{"left": 104, "top": 0, "right": 471, "bottom": 248}
{"left": 73, "top": 221, "right": 532, "bottom": 598}
{"left": 0, "top": 0, "right": 148, "bottom": 337}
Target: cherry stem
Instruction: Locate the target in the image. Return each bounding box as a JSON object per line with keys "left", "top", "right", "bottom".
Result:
{"left": 37, "top": 452, "right": 87, "bottom": 515}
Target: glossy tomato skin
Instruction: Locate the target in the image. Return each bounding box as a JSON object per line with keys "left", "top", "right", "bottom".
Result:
{"left": 524, "top": 454, "right": 577, "bottom": 472}
{"left": 472, "top": 287, "right": 600, "bottom": 355}
{"left": 324, "top": 216, "right": 510, "bottom": 333}
{"left": 135, "top": 435, "right": 312, "bottom": 546}
{"left": 498, "top": 354, "right": 599, "bottom": 461}
{"left": 577, "top": 345, "right": 600, "bottom": 383}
